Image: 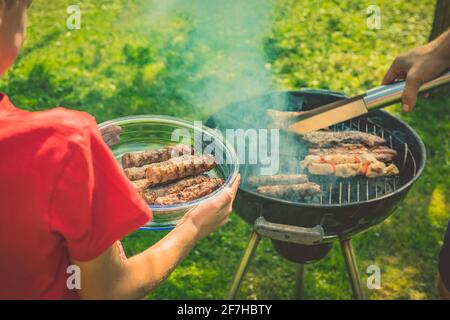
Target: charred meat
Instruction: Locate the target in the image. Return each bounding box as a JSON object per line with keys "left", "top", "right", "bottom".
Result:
{"left": 122, "top": 144, "right": 193, "bottom": 169}
{"left": 124, "top": 164, "right": 153, "bottom": 181}
{"left": 308, "top": 144, "right": 397, "bottom": 162}
{"left": 300, "top": 153, "right": 399, "bottom": 178}
{"left": 145, "top": 155, "right": 216, "bottom": 187}
{"left": 154, "top": 178, "right": 224, "bottom": 205}
{"left": 247, "top": 174, "right": 309, "bottom": 187}
{"left": 132, "top": 179, "right": 153, "bottom": 193}
{"left": 141, "top": 175, "right": 212, "bottom": 204}
{"left": 256, "top": 182, "right": 321, "bottom": 199}
{"left": 302, "top": 130, "right": 386, "bottom": 147}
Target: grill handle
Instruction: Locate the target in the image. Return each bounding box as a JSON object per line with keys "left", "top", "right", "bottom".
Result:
{"left": 254, "top": 216, "right": 324, "bottom": 245}
{"left": 364, "top": 70, "right": 450, "bottom": 110}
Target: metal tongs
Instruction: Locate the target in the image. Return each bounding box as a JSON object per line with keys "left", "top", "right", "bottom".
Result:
{"left": 288, "top": 70, "right": 450, "bottom": 134}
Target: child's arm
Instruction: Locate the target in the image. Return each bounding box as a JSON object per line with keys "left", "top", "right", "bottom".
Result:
{"left": 72, "top": 176, "right": 239, "bottom": 300}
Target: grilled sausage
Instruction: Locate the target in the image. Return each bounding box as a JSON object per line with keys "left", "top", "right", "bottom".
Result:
{"left": 153, "top": 178, "right": 224, "bottom": 205}
{"left": 124, "top": 164, "right": 153, "bottom": 181}
{"left": 300, "top": 153, "right": 399, "bottom": 178}
{"left": 247, "top": 174, "right": 309, "bottom": 187}
{"left": 141, "top": 175, "right": 212, "bottom": 204}
{"left": 302, "top": 130, "right": 386, "bottom": 147}
{"left": 122, "top": 144, "right": 193, "bottom": 168}
{"left": 145, "top": 155, "right": 216, "bottom": 187}
{"left": 132, "top": 179, "right": 153, "bottom": 193}
{"left": 308, "top": 144, "right": 397, "bottom": 162}
{"left": 256, "top": 183, "right": 321, "bottom": 198}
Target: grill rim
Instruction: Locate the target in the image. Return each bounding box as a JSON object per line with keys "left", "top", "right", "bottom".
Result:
{"left": 207, "top": 89, "right": 428, "bottom": 241}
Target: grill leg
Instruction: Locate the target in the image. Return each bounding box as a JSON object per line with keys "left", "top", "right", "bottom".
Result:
{"left": 294, "top": 264, "right": 305, "bottom": 300}
{"left": 340, "top": 238, "right": 366, "bottom": 300}
{"left": 226, "top": 231, "right": 261, "bottom": 300}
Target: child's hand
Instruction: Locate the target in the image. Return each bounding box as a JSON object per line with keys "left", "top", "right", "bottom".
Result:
{"left": 99, "top": 124, "right": 121, "bottom": 146}
{"left": 382, "top": 31, "right": 450, "bottom": 112}
{"left": 179, "top": 174, "right": 241, "bottom": 240}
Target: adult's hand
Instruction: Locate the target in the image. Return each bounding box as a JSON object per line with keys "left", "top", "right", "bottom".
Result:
{"left": 382, "top": 30, "right": 450, "bottom": 112}
{"left": 99, "top": 123, "right": 122, "bottom": 147}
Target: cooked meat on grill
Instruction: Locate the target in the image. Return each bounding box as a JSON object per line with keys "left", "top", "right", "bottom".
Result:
{"left": 366, "top": 162, "right": 399, "bottom": 178}
{"left": 256, "top": 182, "right": 321, "bottom": 199}
{"left": 302, "top": 130, "right": 386, "bottom": 147}
{"left": 140, "top": 175, "right": 212, "bottom": 204}
{"left": 302, "top": 162, "right": 399, "bottom": 178}
{"left": 300, "top": 152, "right": 396, "bottom": 166}
{"left": 153, "top": 178, "right": 224, "bottom": 205}
{"left": 300, "top": 153, "right": 399, "bottom": 178}
{"left": 308, "top": 144, "right": 397, "bottom": 162}
{"left": 122, "top": 144, "right": 193, "bottom": 168}
{"left": 145, "top": 155, "right": 216, "bottom": 186}
{"left": 247, "top": 174, "right": 309, "bottom": 187}
{"left": 301, "top": 154, "right": 365, "bottom": 166}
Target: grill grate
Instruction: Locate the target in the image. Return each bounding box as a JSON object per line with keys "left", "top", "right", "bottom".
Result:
{"left": 310, "top": 118, "right": 409, "bottom": 205}
{"left": 242, "top": 117, "right": 417, "bottom": 205}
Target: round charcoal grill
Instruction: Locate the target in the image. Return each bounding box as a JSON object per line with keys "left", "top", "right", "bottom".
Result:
{"left": 206, "top": 89, "right": 426, "bottom": 299}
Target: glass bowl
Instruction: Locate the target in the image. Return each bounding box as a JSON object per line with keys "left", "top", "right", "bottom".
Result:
{"left": 98, "top": 115, "right": 239, "bottom": 230}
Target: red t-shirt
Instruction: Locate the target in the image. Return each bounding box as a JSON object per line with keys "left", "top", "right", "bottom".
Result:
{"left": 0, "top": 95, "right": 152, "bottom": 299}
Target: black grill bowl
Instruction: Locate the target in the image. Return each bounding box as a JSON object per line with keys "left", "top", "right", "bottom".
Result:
{"left": 206, "top": 89, "right": 426, "bottom": 263}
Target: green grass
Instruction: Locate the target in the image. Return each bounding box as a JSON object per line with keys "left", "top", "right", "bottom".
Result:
{"left": 1, "top": 0, "right": 448, "bottom": 299}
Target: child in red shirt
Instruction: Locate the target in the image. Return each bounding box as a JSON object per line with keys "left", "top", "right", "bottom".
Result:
{"left": 0, "top": 0, "right": 240, "bottom": 299}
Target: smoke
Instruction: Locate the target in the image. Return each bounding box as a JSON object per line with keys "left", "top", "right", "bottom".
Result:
{"left": 144, "top": 0, "right": 275, "bottom": 112}
{"left": 139, "top": 0, "right": 292, "bottom": 175}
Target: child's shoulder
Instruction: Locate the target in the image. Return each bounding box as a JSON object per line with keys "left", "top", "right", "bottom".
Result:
{"left": 40, "top": 107, "right": 97, "bottom": 130}
{"left": 34, "top": 107, "right": 100, "bottom": 147}
{"left": 0, "top": 106, "right": 103, "bottom": 171}
{"left": 5, "top": 106, "right": 100, "bottom": 149}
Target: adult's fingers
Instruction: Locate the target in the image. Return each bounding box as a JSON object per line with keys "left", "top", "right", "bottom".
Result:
{"left": 382, "top": 56, "right": 409, "bottom": 84}
{"left": 105, "top": 136, "right": 120, "bottom": 147}
{"left": 227, "top": 174, "right": 241, "bottom": 200}
{"left": 382, "top": 61, "right": 401, "bottom": 85}
{"left": 401, "top": 69, "right": 422, "bottom": 112}
{"left": 207, "top": 174, "right": 241, "bottom": 216}
{"left": 226, "top": 174, "right": 241, "bottom": 211}
{"left": 100, "top": 124, "right": 122, "bottom": 136}
{"left": 100, "top": 124, "right": 122, "bottom": 146}
{"left": 219, "top": 217, "right": 230, "bottom": 227}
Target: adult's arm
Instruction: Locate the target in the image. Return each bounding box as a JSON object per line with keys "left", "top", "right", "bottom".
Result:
{"left": 382, "top": 29, "right": 450, "bottom": 111}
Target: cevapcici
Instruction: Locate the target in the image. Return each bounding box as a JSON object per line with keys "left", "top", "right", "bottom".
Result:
{"left": 122, "top": 144, "right": 193, "bottom": 168}
{"left": 141, "top": 175, "right": 212, "bottom": 204}
{"left": 153, "top": 178, "right": 224, "bottom": 205}
{"left": 145, "top": 155, "right": 216, "bottom": 186}
{"left": 256, "top": 183, "right": 321, "bottom": 198}
{"left": 124, "top": 164, "right": 153, "bottom": 181}
{"left": 246, "top": 174, "right": 309, "bottom": 187}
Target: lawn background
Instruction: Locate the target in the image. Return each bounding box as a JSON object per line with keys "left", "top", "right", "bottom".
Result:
{"left": 1, "top": 0, "right": 448, "bottom": 299}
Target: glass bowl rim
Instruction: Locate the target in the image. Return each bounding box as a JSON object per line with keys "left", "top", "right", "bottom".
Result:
{"left": 98, "top": 114, "right": 240, "bottom": 212}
